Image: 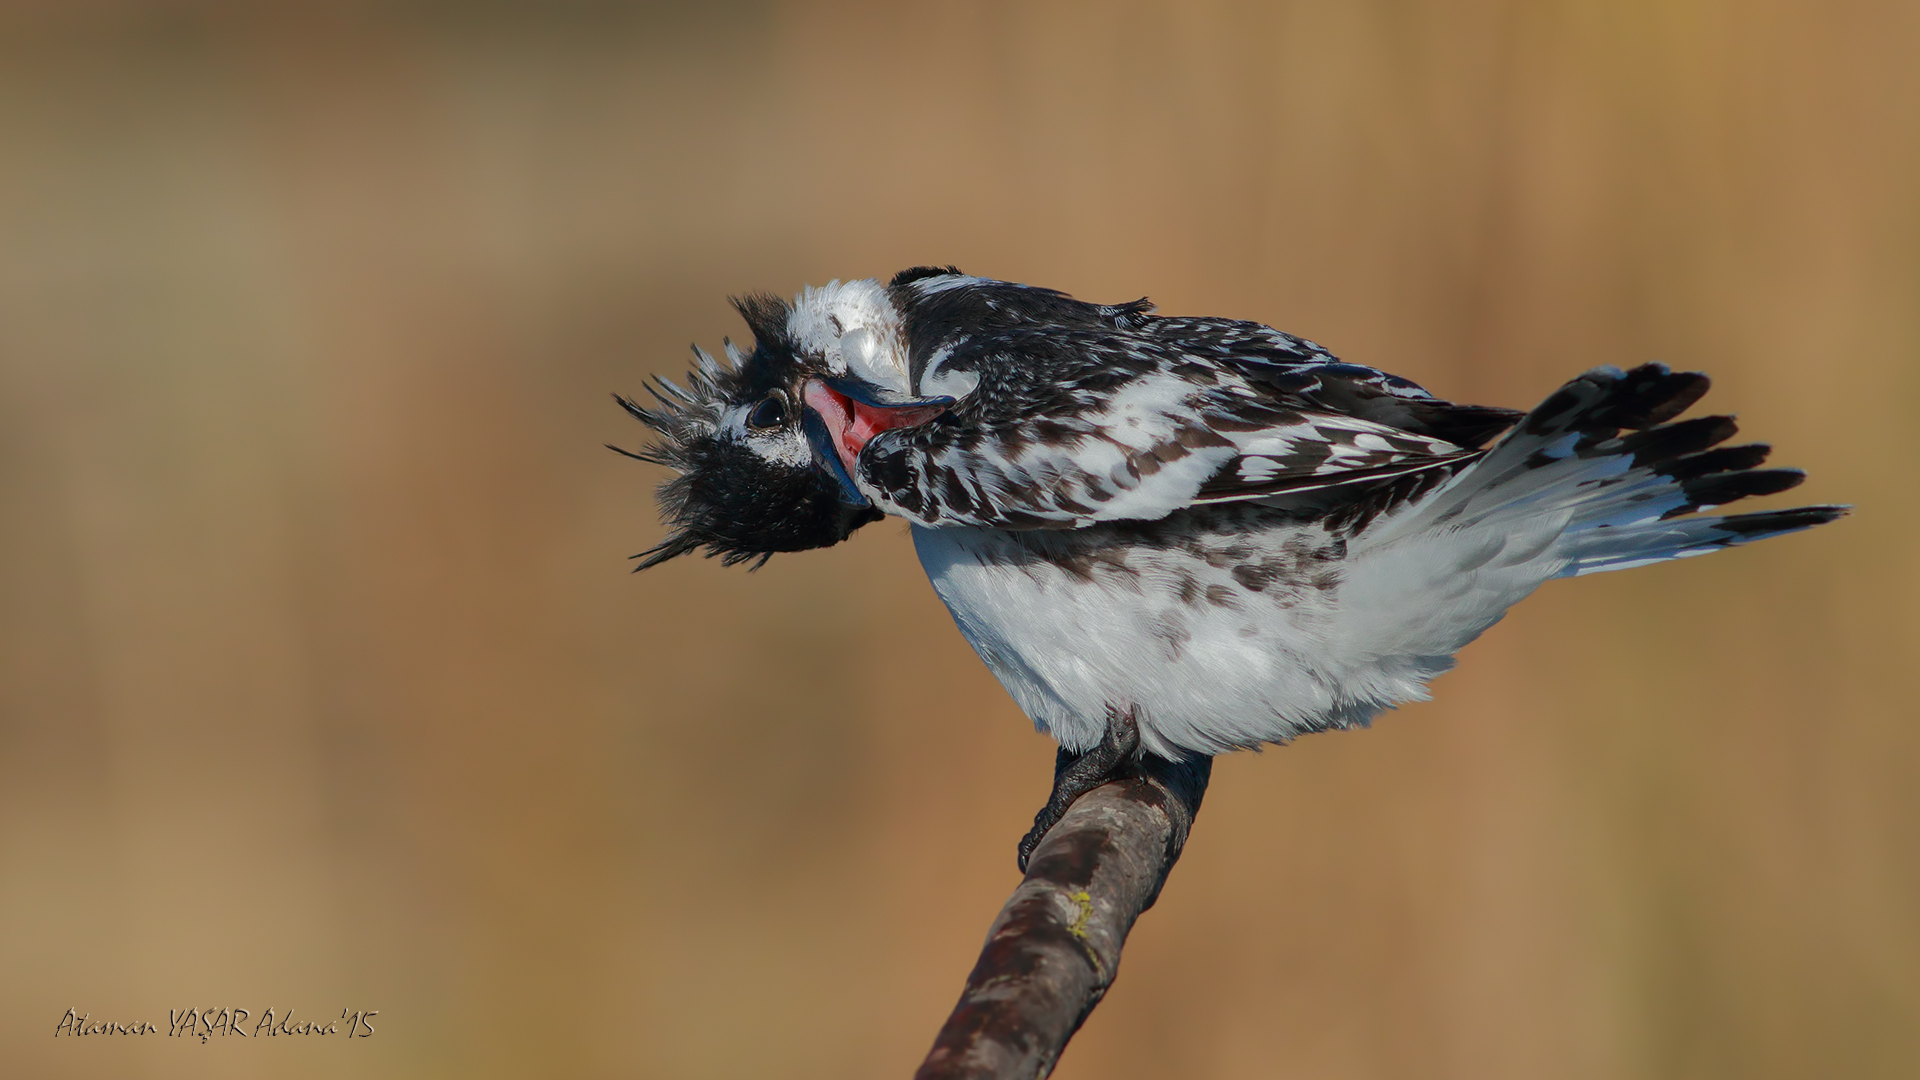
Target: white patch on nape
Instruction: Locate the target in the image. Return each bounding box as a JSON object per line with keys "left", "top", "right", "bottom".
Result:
{"left": 918, "top": 344, "right": 980, "bottom": 400}
{"left": 788, "top": 278, "right": 912, "bottom": 395}
{"left": 837, "top": 327, "right": 897, "bottom": 389}
{"left": 909, "top": 273, "right": 988, "bottom": 295}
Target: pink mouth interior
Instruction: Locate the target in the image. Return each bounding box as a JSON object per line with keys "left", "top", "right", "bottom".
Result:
{"left": 802, "top": 380, "right": 948, "bottom": 477}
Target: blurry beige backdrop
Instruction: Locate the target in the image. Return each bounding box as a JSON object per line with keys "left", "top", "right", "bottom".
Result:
{"left": 1, "top": 1, "right": 1914, "bottom": 1078}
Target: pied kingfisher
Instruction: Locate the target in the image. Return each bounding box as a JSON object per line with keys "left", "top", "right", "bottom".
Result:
{"left": 618, "top": 267, "right": 1844, "bottom": 866}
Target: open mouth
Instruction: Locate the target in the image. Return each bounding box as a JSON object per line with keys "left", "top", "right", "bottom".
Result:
{"left": 802, "top": 379, "right": 950, "bottom": 479}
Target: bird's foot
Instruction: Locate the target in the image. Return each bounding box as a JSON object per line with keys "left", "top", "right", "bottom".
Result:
{"left": 1017, "top": 707, "right": 1142, "bottom": 872}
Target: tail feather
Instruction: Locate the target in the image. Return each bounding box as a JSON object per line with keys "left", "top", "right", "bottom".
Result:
{"left": 1561, "top": 504, "right": 1847, "bottom": 574}
{"left": 1327, "top": 363, "right": 1842, "bottom": 711}
{"left": 1664, "top": 442, "right": 1771, "bottom": 482}
{"left": 1372, "top": 363, "right": 1845, "bottom": 572}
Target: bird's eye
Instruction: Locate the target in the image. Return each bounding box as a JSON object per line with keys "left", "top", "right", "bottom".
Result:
{"left": 746, "top": 392, "right": 789, "bottom": 431}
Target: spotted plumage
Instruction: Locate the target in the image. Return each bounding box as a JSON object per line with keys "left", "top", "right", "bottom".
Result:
{"left": 619, "top": 268, "right": 1845, "bottom": 766}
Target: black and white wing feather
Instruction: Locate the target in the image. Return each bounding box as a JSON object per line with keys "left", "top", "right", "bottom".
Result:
{"left": 855, "top": 272, "right": 1518, "bottom": 529}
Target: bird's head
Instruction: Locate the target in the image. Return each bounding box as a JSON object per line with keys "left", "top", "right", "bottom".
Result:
{"left": 617, "top": 280, "right": 951, "bottom": 570}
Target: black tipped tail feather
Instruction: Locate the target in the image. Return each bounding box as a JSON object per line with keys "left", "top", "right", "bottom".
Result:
{"left": 1563, "top": 504, "right": 1847, "bottom": 574}
{"left": 1383, "top": 363, "right": 1845, "bottom": 573}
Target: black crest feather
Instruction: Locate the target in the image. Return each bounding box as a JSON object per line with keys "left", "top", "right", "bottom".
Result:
{"left": 889, "top": 265, "right": 966, "bottom": 288}
{"left": 730, "top": 293, "right": 792, "bottom": 352}
{"left": 617, "top": 292, "right": 876, "bottom": 570}
{"left": 615, "top": 340, "right": 751, "bottom": 569}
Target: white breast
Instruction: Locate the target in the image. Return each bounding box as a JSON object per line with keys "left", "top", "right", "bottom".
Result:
{"left": 910, "top": 520, "right": 1433, "bottom": 758}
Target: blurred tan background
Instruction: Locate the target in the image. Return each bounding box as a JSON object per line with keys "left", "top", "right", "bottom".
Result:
{"left": 0, "top": 1, "right": 1913, "bottom": 1077}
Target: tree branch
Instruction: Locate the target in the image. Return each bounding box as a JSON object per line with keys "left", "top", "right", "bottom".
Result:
{"left": 915, "top": 754, "right": 1213, "bottom": 1079}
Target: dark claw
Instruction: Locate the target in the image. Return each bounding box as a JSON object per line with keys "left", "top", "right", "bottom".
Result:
{"left": 1017, "top": 707, "right": 1143, "bottom": 871}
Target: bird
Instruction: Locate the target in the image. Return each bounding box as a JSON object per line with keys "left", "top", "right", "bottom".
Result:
{"left": 616, "top": 266, "right": 1846, "bottom": 868}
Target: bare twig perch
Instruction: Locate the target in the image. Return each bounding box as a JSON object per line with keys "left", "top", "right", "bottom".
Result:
{"left": 915, "top": 755, "right": 1213, "bottom": 1079}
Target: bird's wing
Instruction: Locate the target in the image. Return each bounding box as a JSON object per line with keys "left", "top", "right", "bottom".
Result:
{"left": 855, "top": 349, "right": 1485, "bottom": 530}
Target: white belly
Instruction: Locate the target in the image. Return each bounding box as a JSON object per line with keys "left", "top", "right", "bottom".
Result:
{"left": 910, "top": 519, "right": 1431, "bottom": 758}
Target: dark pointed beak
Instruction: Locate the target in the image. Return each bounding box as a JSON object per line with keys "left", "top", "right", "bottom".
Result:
{"left": 802, "top": 407, "right": 871, "bottom": 507}
{"left": 819, "top": 374, "right": 956, "bottom": 411}
{"left": 800, "top": 376, "right": 955, "bottom": 510}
